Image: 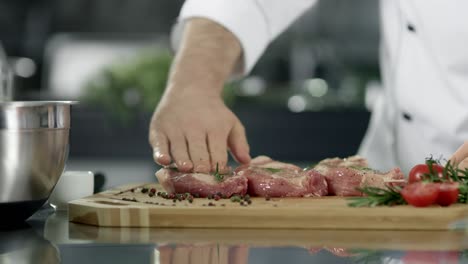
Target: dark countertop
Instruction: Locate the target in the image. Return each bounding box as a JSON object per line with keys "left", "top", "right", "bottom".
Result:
{"left": 2, "top": 205, "right": 468, "bottom": 264}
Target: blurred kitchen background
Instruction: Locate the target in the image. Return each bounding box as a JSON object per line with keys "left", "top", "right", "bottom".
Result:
{"left": 0, "top": 0, "right": 380, "bottom": 190}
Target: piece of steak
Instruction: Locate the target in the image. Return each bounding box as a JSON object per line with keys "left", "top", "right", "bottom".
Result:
{"left": 235, "top": 156, "right": 328, "bottom": 197}
{"left": 314, "top": 156, "right": 405, "bottom": 196}
{"left": 155, "top": 168, "right": 248, "bottom": 198}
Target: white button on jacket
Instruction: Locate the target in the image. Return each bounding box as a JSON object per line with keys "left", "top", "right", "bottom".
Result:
{"left": 171, "top": 0, "right": 468, "bottom": 173}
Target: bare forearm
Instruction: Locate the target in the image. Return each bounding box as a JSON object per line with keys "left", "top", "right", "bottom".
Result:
{"left": 165, "top": 18, "right": 242, "bottom": 98}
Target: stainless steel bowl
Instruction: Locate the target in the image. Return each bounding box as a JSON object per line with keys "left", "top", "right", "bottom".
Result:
{"left": 0, "top": 101, "right": 75, "bottom": 226}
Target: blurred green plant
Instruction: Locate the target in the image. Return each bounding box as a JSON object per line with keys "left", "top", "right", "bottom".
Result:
{"left": 82, "top": 49, "right": 237, "bottom": 123}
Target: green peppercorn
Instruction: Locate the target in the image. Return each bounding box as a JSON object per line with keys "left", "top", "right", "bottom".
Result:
{"left": 230, "top": 196, "right": 241, "bottom": 202}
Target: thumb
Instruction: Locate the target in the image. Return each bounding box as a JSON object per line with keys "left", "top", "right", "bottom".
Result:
{"left": 228, "top": 121, "right": 251, "bottom": 164}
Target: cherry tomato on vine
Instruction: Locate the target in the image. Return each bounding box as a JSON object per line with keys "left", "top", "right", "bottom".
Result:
{"left": 408, "top": 164, "right": 445, "bottom": 183}
{"left": 436, "top": 182, "right": 459, "bottom": 206}
{"left": 401, "top": 182, "right": 439, "bottom": 207}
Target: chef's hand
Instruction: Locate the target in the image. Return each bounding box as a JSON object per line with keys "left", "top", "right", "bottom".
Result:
{"left": 150, "top": 92, "right": 250, "bottom": 173}
{"left": 148, "top": 18, "right": 251, "bottom": 173}
{"left": 450, "top": 141, "right": 468, "bottom": 170}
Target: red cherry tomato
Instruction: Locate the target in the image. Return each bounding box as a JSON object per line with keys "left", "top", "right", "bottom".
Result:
{"left": 436, "top": 182, "right": 459, "bottom": 206}
{"left": 408, "top": 164, "right": 445, "bottom": 183}
{"left": 401, "top": 182, "right": 439, "bottom": 207}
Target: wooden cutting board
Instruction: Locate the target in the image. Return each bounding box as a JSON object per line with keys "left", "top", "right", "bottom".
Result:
{"left": 68, "top": 183, "right": 468, "bottom": 230}
{"left": 68, "top": 225, "right": 467, "bottom": 250}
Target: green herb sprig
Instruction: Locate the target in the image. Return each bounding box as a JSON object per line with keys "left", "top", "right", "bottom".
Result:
{"left": 349, "top": 166, "right": 374, "bottom": 171}
{"left": 263, "top": 168, "right": 282, "bottom": 173}
{"left": 348, "top": 186, "right": 406, "bottom": 207}
{"left": 213, "top": 163, "right": 226, "bottom": 182}
{"left": 347, "top": 157, "right": 468, "bottom": 207}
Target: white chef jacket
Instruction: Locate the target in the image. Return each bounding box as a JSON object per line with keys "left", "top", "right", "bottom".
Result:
{"left": 171, "top": 0, "right": 468, "bottom": 174}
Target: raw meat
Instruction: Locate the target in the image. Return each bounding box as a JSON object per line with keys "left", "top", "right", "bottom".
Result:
{"left": 235, "top": 156, "right": 328, "bottom": 197}
{"left": 155, "top": 168, "right": 248, "bottom": 198}
{"left": 314, "top": 156, "right": 405, "bottom": 196}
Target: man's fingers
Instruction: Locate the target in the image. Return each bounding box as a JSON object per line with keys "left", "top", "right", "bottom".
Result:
{"left": 228, "top": 121, "right": 251, "bottom": 164}
{"left": 207, "top": 132, "right": 228, "bottom": 172}
{"left": 450, "top": 141, "right": 468, "bottom": 165}
{"left": 186, "top": 133, "right": 211, "bottom": 173}
{"left": 151, "top": 133, "right": 171, "bottom": 166}
{"left": 168, "top": 132, "right": 193, "bottom": 172}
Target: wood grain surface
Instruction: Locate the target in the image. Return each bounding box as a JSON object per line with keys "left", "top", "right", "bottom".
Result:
{"left": 68, "top": 183, "right": 468, "bottom": 230}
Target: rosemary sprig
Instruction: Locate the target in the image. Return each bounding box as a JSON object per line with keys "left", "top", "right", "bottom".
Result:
{"left": 421, "top": 158, "right": 468, "bottom": 203}
{"left": 213, "top": 163, "right": 226, "bottom": 182}
{"left": 348, "top": 156, "right": 468, "bottom": 207}
{"left": 347, "top": 186, "right": 406, "bottom": 207}
{"left": 263, "top": 167, "right": 282, "bottom": 173}
{"left": 349, "top": 166, "right": 374, "bottom": 171}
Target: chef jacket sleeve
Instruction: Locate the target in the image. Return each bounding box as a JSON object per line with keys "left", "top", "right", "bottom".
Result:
{"left": 171, "top": 0, "right": 317, "bottom": 77}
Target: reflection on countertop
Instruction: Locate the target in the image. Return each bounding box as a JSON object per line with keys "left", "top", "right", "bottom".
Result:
{"left": 1, "top": 207, "right": 468, "bottom": 264}
{"left": 0, "top": 220, "right": 60, "bottom": 264}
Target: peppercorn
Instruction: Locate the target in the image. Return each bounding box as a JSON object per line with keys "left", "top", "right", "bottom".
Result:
{"left": 214, "top": 195, "right": 220, "bottom": 201}
{"left": 193, "top": 193, "right": 200, "bottom": 198}
{"left": 148, "top": 192, "right": 155, "bottom": 197}
{"left": 247, "top": 200, "right": 252, "bottom": 204}
{"left": 157, "top": 192, "right": 161, "bottom": 196}
{"left": 244, "top": 194, "right": 250, "bottom": 200}
{"left": 130, "top": 188, "right": 135, "bottom": 193}
{"left": 230, "top": 195, "right": 241, "bottom": 202}
{"left": 141, "top": 188, "right": 149, "bottom": 193}
{"left": 240, "top": 201, "right": 244, "bottom": 206}
{"left": 172, "top": 199, "right": 177, "bottom": 203}
{"left": 265, "top": 197, "right": 271, "bottom": 201}
{"left": 208, "top": 202, "right": 215, "bottom": 206}
{"left": 150, "top": 188, "right": 156, "bottom": 193}
{"left": 188, "top": 199, "right": 193, "bottom": 203}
